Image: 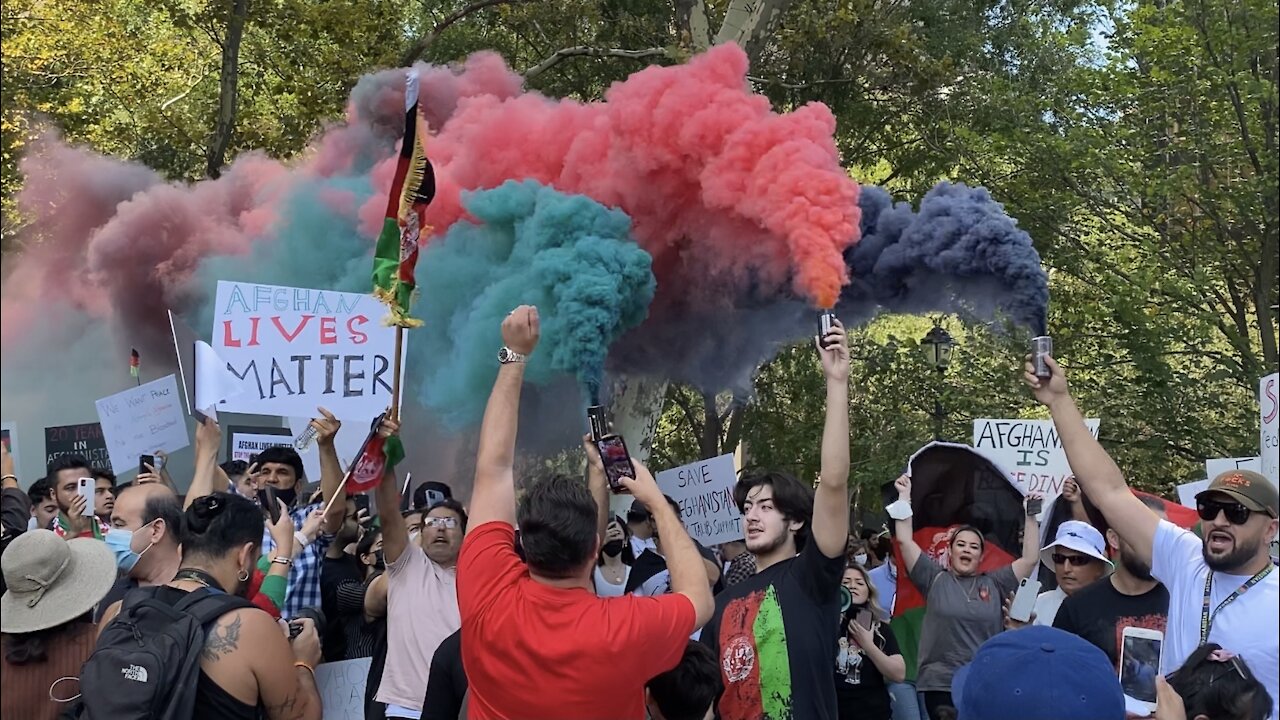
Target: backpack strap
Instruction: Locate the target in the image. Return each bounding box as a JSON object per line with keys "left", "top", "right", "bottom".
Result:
{"left": 173, "top": 587, "right": 257, "bottom": 627}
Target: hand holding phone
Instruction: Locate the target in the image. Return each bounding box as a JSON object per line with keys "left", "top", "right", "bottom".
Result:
{"left": 139, "top": 455, "right": 155, "bottom": 477}
{"left": 1121, "top": 627, "right": 1163, "bottom": 714}
{"left": 1007, "top": 577, "right": 1041, "bottom": 624}
{"left": 77, "top": 477, "right": 96, "bottom": 519}
{"left": 257, "top": 487, "right": 282, "bottom": 525}
{"left": 1025, "top": 495, "right": 1043, "bottom": 518}
{"left": 595, "top": 435, "right": 637, "bottom": 493}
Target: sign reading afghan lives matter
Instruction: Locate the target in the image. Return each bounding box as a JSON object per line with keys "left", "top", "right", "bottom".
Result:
{"left": 45, "top": 422, "right": 112, "bottom": 472}
{"left": 95, "top": 375, "right": 191, "bottom": 474}
{"left": 655, "top": 453, "right": 744, "bottom": 546}
{"left": 212, "top": 281, "right": 403, "bottom": 419}
{"left": 1262, "top": 373, "right": 1279, "bottom": 488}
{"left": 973, "top": 418, "right": 1101, "bottom": 504}
{"left": 226, "top": 426, "right": 293, "bottom": 464}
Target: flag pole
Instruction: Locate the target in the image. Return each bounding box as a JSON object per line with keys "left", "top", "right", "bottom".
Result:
{"left": 390, "top": 326, "right": 405, "bottom": 423}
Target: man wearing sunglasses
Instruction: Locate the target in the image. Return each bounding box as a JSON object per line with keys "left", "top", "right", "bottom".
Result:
{"left": 1030, "top": 520, "right": 1113, "bottom": 626}
{"left": 1026, "top": 355, "right": 1279, "bottom": 720}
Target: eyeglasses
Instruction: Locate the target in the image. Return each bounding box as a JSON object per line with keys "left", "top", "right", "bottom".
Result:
{"left": 1197, "top": 499, "right": 1252, "bottom": 525}
{"left": 1052, "top": 553, "right": 1095, "bottom": 567}
{"left": 425, "top": 517, "right": 458, "bottom": 529}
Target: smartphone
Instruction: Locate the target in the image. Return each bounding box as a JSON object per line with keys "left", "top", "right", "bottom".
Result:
{"left": 1120, "top": 627, "right": 1163, "bottom": 713}
{"left": 257, "top": 486, "right": 282, "bottom": 525}
{"left": 77, "top": 477, "right": 96, "bottom": 518}
{"left": 353, "top": 494, "right": 372, "bottom": 524}
{"left": 139, "top": 454, "right": 155, "bottom": 476}
{"left": 1008, "top": 577, "right": 1041, "bottom": 623}
{"left": 594, "top": 434, "right": 636, "bottom": 493}
{"left": 854, "top": 608, "right": 873, "bottom": 631}
{"left": 1025, "top": 497, "right": 1043, "bottom": 517}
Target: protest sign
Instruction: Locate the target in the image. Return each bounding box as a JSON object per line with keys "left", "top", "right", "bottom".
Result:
{"left": 655, "top": 453, "right": 743, "bottom": 545}
{"left": 1177, "top": 480, "right": 1210, "bottom": 509}
{"left": 973, "top": 418, "right": 1101, "bottom": 506}
{"left": 226, "top": 425, "right": 293, "bottom": 464}
{"left": 1204, "top": 456, "right": 1261, "bottom": 482}
{"left": 44, "top": 422, "right": 112, "bottom": 472}
{"left": 288, "top": 416, "right": 372, "bottom": 486}
{"left": 314, "top": 657, "right": 371, "bottom": 720}
{"left": 211, "top": 281, "right": 403, "bottom": 419}
{"left": 95, "top": 375, "right": 190, "bottom": 474}
{"left": 1, "top": 421, "right": 20, "bottom": 474}
{"left": 1262, "top": 373, "right": 1279, "bottom": 487}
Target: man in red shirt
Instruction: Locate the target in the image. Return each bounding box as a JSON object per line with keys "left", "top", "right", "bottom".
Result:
{"left": 457, "top": 305, "right": 715, "bottom": 720}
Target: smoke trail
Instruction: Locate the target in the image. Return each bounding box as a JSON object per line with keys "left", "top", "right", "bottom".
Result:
{"left": 414, "top": 180, "right": 655, "bottom": 427}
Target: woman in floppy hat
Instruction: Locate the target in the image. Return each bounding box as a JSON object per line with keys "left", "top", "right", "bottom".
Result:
{"left": 1, "top": 529, "right": 117, "bottom": 720}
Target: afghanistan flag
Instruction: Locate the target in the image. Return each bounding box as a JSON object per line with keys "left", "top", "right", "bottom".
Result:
{"left": 344, "top": 413, "right": 405, "bottom": 494}
{"left": 129, "top": 348, "right": 140, "bottom": 378}
{"left": 883, "top": 442, "right": 1024, "bottom": 681}
{"left": 371, "top": 70, "right": 436, "bottom": 328}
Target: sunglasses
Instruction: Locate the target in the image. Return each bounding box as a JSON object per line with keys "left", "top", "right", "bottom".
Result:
{"left": 1052, "top": 553, "right": 1095, "bottom": 567}
{"left": 1197, "top": 499, "right": 1252, "bottom": 525}
{"left": 424, "top": 517, "right": 458, "bottom": 529}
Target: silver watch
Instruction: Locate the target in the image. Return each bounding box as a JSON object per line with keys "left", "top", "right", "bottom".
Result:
{"left": 498, "top": 346, "right": 528, "bottom": 364}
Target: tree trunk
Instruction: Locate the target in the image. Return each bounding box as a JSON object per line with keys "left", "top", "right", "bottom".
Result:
{"left": 715, "top": 0, "right": 795, "bottom": 64}
{"left": 207, "top": 0, "right": 248, "bottom": 180}
{"left": 674, "top": 0, "right": 712, "bottom": 53}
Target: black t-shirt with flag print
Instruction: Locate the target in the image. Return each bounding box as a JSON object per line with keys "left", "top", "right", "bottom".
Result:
{"left": 699, "top": 539, "right": 844, "bottom": 720}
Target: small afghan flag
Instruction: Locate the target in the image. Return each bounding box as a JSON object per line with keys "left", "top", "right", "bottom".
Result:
{"left": 129, "top": 348, "right": 141, "bottom": 378}
{"left": 371, "top": 70, "right": 436, "bottom": 329}
{"left": 344, "top": 413, "right": 405, "bottom": 494}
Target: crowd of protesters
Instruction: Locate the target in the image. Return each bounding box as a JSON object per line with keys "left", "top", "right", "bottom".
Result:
{"left": 1, "top": 307, "right": 1276, "bottom": 720}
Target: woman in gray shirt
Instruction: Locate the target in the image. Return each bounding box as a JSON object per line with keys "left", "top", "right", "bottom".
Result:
{"left": 889, "top": 475, "right": 1042, "bottom": 719}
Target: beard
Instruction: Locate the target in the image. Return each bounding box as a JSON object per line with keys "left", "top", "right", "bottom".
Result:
{"left": 746, "top": 527, "right": 789, "bottom": 556}
{"left": 1119, "top": 551, "right": 1154, "bottom": 581}
{"left": 1202, "top": 533, "right": 1264, "bottom": 573}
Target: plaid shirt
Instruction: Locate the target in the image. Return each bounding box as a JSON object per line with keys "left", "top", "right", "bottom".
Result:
{"left": 261, "top": 502, "right": 335, "bottom": 619}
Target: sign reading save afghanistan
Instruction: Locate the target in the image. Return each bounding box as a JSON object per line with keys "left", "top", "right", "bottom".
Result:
{"left": 212, "top": 281, "right": 404, "bottom": 419}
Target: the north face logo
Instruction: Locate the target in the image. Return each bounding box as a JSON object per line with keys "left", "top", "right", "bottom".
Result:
{"left": 121, "top": 665, "right": 148, "bottom": 683}
{"left": 1223, "top": 473, "right": 1251, "bottom": 488}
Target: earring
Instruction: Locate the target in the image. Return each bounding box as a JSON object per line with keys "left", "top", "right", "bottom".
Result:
{"left": 238, "top": 569, "right": 251, "bottom": 583}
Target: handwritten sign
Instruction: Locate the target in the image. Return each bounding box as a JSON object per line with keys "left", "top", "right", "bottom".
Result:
{"left": 226, "top": 425, "right": 293, "bottom": 464}
{"left": 1205, "top": 456, "right": 1261, "bottom": 482}
{"left": 212, "top": 281, "right": 402, "bottom": 419}
{"left": 314, "top": 657, "right": 371, "bottom": 720}
{"left": 44, "top": 422, "right": 112, "bottom": 472}
{"left": 973, "top": 418, "right": 1101, "bottom": 507}
{"left": 1262, "top": 374, "right": 1279, "bottom": 488}
{"left": 1, "top": 421, "right": 19, "bottom": 477}
{"left": 95, "top": 375, "right": 190, "bottom": 474}
{"left": 655, "top": 453, "right": 743, "bottom": 545}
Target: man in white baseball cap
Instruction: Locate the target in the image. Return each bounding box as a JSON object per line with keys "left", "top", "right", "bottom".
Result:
{"left": 1031, "top": 520, "right": 1113, "bottom": 626}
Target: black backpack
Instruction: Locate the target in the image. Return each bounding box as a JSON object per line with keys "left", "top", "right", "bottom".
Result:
{"left": 68, "top": 585, "right": 254, "bottom": 720}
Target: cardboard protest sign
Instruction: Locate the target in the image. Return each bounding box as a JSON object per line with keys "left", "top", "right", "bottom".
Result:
{"left": 170, "top": 310, "right": 242, "bottom": 420}
{"left": 314, "top": 657, "right": 371, "bottom": 720}
{"left": 1, "top": 421, "right": 20, "bottom": 475}
{"left": 1205, "top": 456, "right": 1261, "bottom": 482}
{"left": 1177, "top": 480, "right": 1210, "bottom": 509}
{"left": 226, "top": 425, "right": 293, "bottom": 464}
{"left": 211, "top": 281, "right": 403, "bottom": 419}
{"left": 655, "top": 453, "right": 743, "bottom": 545}
{"left": 972, "top": 418, "right": 1100, "bottom": 507}
{"left": 44, "top": 422, "right": 112, "bottom": 472}
{"left": 1262, "top": 373, "right": 1279, "bottom": 487}
{"left": 287, "top": 416, "right": 372, "bottom": 486}
{"left": 95, "top": 375, "right": 190, "bottom": 474}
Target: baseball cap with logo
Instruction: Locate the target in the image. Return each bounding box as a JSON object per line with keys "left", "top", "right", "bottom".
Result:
{"left": 1196, "top": 470, "right": 1279, "bottom": 518}
{"left": 952, "top": 626, "right": 1124, "bottom": 720}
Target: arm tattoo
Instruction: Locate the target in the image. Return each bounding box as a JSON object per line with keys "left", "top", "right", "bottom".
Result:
{"left": 265, "top": 692, "right": 300, "bottom": 720}
{"left": 200, "top": 614, "right": 243, "bottom": 662}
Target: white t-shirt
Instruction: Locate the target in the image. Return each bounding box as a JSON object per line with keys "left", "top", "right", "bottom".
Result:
{"left": 1151, "top": 520, "right": 1279, "bottom": 720}
{"left": 1033, "top": 587, "right": 1067, "bottom": 627}
{"left": 592, "top": 564, "right": 631, "bottom": 598}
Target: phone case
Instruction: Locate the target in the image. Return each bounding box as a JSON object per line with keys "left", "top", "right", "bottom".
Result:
{"left": 1008, "top": 578, "right": 1041, "bottom": 622}
{"left": 78, "top": 479, "right": 96, "bottom": 517}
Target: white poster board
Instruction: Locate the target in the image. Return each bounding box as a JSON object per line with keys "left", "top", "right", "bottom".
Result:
{"left": 655, "top": 453, "right": 743, "bottom": 545}
{"left": 94, "top": 375, "right": 190, "bottom": 474}
{"left": 227, "top": 428, "right": 293, "bottom": 464}
{"left": 1177, "top": 480, "right": 1211, "bottom": 509}
{"left": 314, "top": 657, "right": 371, "bottom": 720}
{"left": 287, "top": 416, "right": 375, "bottom": 486}
{"left": 211, "top": 281, "right": 403, "bottom": 419}
{"left": 1205, "top": 456, "right": 1261, "bottom": 482}
{"left": 1262, "top": 373, "right": 1279, "bottom": 488}
{"left": 1, "top": 421, "right": 20, "bottom": 479}
{"left": 973, "top": 418, "right": 1100, "bottom": 507}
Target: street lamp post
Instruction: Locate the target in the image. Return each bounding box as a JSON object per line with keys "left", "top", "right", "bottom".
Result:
{"left": 921, "top": 323, "right": 954, "bottom": 441}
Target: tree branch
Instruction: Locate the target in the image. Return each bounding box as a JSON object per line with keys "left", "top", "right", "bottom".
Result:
{"left": 523, "top": 46, "right": 669, "bottom": 80}
{"left": 400, "top": 0, "right": 533, "bottom": 66}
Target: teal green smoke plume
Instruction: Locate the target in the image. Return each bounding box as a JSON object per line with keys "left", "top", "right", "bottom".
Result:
{"left": 415, "top": 180, "right": 655, "bottom": 427}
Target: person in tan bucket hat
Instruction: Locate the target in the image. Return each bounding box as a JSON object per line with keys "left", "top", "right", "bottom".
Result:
{"left": 1, "top": 529, "right": 117, "bottom": 720}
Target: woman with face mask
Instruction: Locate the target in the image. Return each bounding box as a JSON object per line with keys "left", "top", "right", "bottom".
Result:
{"left": 834, "top": 563, "right": 905, "bottom": 720}
{"left": 593, "top": 517, "right": 634, "bottom": 597}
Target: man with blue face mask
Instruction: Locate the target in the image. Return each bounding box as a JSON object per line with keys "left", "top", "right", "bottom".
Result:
{"left": 94, "top": 482, "right": 184, "bottom": 621}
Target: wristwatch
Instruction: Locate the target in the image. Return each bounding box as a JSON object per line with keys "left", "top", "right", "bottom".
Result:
{"left": 886, "top": 499, "right": 914, "bottom": 522}
{"left": 498, "top": 346, "right": 528, "bottom": 364}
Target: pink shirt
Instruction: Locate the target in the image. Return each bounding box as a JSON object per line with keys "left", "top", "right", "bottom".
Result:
{"left": 374, "top": 545, "right": 460, "bottom": 710}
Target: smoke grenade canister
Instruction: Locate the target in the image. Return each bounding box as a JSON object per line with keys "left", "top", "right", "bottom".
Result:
{"left": 1031, "top": 335, "right": 1053, "bottom": 379}
{"left": 587, "top": 405, "right": 608, "bottom": 442}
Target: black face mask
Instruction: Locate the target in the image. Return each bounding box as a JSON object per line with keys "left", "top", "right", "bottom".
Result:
{"left": 372, "top": 550, "right": 386, "bottom": 570}
{"left": 603, "top": 540, "right": 625, "bottom": 557}
{"left": 274, "top": 486, "right": 298, "bottom": 509}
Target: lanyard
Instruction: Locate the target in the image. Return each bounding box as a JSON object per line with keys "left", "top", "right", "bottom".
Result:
{"left": 1200, "top": 565, "right": 1273, "bottom": 643}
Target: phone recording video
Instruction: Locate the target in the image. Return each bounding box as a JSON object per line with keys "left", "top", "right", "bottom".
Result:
{"left": 257, "top": 486, "right": 282, "bottom": 525}
{"left": 594, "top": 435, "right": 636, "bottom": 493}
{"left": 139, "top": 454, "right": 155, "bottom": 476}
{"left": 1025, "top": 497, "right": 1043, "bottom": 517}
{"left": 1120, "top": 629, "right": 1163, "bottom": 709}
{"left": 854, "top": 609, "right": 873, "bottom": 631}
